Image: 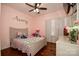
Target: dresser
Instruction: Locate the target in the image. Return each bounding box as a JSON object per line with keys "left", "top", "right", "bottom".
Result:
{"left": 56, "top": 36, "right": 79, "bottom": 56}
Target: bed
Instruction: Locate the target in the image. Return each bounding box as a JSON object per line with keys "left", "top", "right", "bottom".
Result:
{"left": 10, "top": 27, "right": 47, "bottom": 56}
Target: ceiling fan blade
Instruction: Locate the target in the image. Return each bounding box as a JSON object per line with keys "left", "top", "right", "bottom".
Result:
{"left": 35, "top": 3, "right": 37, "bottom": 9}
{"left": 39, "top": 7, "right": 47, "bottom": 10}
{"left": 38, "top": 3, "right": 41, "bottom": 6}
{"left": 29, "top": 9, "right": 34, "bottom": 12}
{"left": 25, "top": 3, "right": 35, "bottom": 8}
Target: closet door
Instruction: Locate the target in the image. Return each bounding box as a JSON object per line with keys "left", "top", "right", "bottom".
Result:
{"left": 45, "top": 18, "right": 65, "bottom": 43}
{"left": 45, "top": 19, "right": 59, "bottom": 43}
{"left": 51, "top": 19, "right": 58, "bottom": 43}
{"left": 45, "top": 20, "right": 51, "bottom": 42}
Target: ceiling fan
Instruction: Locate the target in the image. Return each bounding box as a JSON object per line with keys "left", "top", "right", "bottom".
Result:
{"left": 25, "top": 3, "right": 47, "bottom": 14}
{"left": 63, "top": 3, "right": 77, "bottom": 15}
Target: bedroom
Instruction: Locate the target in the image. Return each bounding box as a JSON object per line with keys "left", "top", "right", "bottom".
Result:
{"left": 0, "top": 3, "right": 79, "bottom": 56}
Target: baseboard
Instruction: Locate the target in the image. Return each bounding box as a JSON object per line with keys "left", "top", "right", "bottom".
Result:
{"left": 47, "top": 42, "right": 56, "bottom": 44}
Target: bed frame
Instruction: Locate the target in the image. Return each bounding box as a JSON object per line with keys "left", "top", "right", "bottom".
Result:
{"left": 9, "top": 27, "right": 47, "bottom": 56}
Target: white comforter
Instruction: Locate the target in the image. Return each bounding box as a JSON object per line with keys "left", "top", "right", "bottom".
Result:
{"left": 11, "top": 37, "right": 47, "bottom": 56}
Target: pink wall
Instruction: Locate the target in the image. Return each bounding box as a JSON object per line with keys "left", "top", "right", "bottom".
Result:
{"left": 0, "top": 3, "right": 1, "bottom": 51}
{"left": 1, "top": 4, "right": 32, "bottom": 49}
{"left": 30, "top": 9, "right": 66, "bottom": 36}
{"left": 1, "top": 4, "right": 66, "bottom": 49}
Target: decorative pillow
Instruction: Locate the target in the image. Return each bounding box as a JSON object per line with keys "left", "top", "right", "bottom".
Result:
{"left": 21, "top": 34, "right": 27, "bottom": 39}
{"left": 16, "top": 32, "right": 27, "bottom": 39}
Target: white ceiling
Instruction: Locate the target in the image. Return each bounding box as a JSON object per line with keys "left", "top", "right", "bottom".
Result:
{"left": 4, "top": 3, "right": 64, "bottom": 17}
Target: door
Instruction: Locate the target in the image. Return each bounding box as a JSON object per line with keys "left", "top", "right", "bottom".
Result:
{"left": 45, "top": 20, "right": 51, "bottom": 42}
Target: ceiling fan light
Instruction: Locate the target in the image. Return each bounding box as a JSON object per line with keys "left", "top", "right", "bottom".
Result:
{"left": 33, "top": 9, "right": 36, "bottom": 12}
{"left": 37, "top": 4, "right": 40, "bottom": 7}
{"left": 36, "top": 8, "right": 39, "bottom": 12}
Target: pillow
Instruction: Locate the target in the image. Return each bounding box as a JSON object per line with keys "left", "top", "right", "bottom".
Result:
{"left": 21, "top": 34, "right": 27, "bottom": 39}
{"left": 16, "top": 32, "right": 27, "bottom": 39}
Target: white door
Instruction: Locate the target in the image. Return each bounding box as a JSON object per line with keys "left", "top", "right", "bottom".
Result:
{"left": 45, "top": 20, "right": 51, "bottom": 42}
{"left": 45, "top": 19, "right": 59, "bottom": 43}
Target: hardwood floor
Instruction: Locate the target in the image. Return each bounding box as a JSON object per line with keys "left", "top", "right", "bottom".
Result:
{"left": 1, "top": 42, "right": 56, "bottom": 56}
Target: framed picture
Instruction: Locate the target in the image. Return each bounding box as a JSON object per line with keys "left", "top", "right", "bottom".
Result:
{"left": 63, "top": 3, "right": 77, "bottom": 15}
